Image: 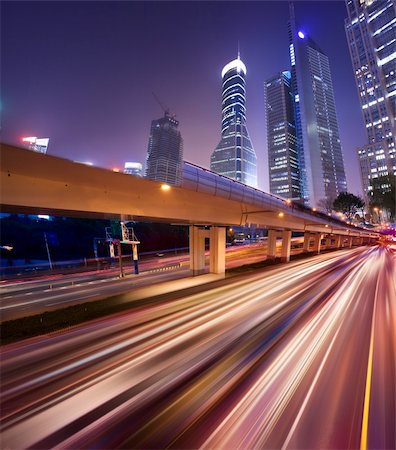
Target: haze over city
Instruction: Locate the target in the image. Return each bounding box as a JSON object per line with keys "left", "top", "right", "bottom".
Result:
{"left": 1, "top": 1, "right": 395, "bottom": 449}
{"left": 2, "top": 1, "right": 367, "bottom": 194}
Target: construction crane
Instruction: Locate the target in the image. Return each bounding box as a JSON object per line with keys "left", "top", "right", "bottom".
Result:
{"left": 152, "top": 92, "right": 176, "bottom": 119}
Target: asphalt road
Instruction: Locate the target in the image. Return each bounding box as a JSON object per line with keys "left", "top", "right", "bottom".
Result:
{"left": 0, "top": 240, "right": 303, "bottom": 321}
{"left": 1, "top": 245, "right": 394, "bottom": 449}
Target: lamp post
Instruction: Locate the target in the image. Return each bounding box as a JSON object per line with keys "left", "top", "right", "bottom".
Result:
{"left": 43, "top": 232, "right": 53, "bottom": 270}
{"left": 117, "top": 240, "right": 125, "bottom": 278}
{"left": 373, "top": 207, "right": 379, "bottom": 225}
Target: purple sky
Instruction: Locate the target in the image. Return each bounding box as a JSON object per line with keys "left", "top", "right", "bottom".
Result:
{"left": 2, "top": 1, "right": 367, "bottom": 195}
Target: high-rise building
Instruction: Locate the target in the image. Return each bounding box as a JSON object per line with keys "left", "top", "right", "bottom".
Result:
{"left": 345, "top": 0, "right": 395, "bottom": 201}
{"left": 22, "top": 137, "right": 49, "bottom": 154}
{"left": 210, "top": 55, "right": 257, "bottom": 188}
{"left": 124, "top": 162, "right": 143, "bottom": 177}
{"left": 289, "top": 7, "right": 348, "bottom": 207}
{"left": 265, "top": 71, "right": 301, "bottom": 200}
{"left": 145, "top": 112, "right": 183, "bottom": 185}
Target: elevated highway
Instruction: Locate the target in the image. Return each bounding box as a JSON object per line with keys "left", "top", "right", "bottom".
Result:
{"left": 0, "top": 144, "right": 379, "bottom": 274}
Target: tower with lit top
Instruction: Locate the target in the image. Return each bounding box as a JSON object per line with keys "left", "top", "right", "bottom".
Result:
{"left": 289, "top": 4, "right": 347, "bottom": 207}
{"left": 210, "top": 54, "right": 257, "bottom": 188}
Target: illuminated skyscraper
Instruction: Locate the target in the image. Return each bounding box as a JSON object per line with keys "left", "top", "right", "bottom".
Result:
{"left": 124, "top": 162, "right": 143, "bottom": 177}
{"left": 345, "top": 0, "right": 395, "bottom": 201}
{"left": 265, "top": 71, "right": 301, "bottom": 200}
{"left": 289, "top": 7, "right": 348, "bottom": 207}
{"left": 145, "top": 112, "right": 183, "bottom": 186}
{"left": 210, "top": 55, "right": 257, "bottom": 188}
{"left": 22, "top": 137, "right": 49, "bottom": 154}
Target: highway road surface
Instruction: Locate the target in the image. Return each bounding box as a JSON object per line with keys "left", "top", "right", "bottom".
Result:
{"left": 0, "top": 240, "right": 304, "bottom": 321}
{"left": 1, "top": 245, "right": 395, "bottom": 449}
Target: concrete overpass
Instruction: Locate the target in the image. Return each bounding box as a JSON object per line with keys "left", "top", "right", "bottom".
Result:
{"left": 1, "top": 144, "right": 380, "bottom": 275}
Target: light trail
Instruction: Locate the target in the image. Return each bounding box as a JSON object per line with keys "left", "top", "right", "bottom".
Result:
{"left": 0, "top": 238, "right": 311, "bottom": 320}
{"left": 360, "top": 272, "right": 378, "bottom": 450}
{"left": 0, "top": 245, "right": 394, "bottom": 449}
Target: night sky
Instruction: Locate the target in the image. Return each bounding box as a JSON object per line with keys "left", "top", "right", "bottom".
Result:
{"left": 2, "top": 1, "right": 367, "bottom": 195}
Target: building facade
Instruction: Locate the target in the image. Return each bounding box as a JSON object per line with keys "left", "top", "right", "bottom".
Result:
{"left": 124, "top": 162, "right": 143, "bottom": 177}
{"left": 345, "top": 0, "right": 395, "bottom": 201}
{"left": 22, "top": 137, "right": 49, "bottom": 154}
{"left": 265, "top": 71, "right": 301, "bottom": 200}
{"left": 210, "top": 56, "right": 257, "bottom": 188}
{"left": 145, "top": 112, "right": 183, "bottom": 186}
{"left": 289, "top": 9, "right": 348, "bottom": 207}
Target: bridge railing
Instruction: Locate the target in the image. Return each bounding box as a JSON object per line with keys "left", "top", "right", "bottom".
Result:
{"left": 182, "top": 161, "right": 377, "bottom": 234}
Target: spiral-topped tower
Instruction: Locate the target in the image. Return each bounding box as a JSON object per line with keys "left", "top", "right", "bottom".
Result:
{"left": 210, "top": 54, "right": 257, "bottom": 188}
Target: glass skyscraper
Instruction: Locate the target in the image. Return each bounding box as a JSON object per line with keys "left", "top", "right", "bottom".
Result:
{"left": 210, "top": 56, "right": 258, "bottom": 188}
{"left": 345, "top": 0, "right": 395, "bottom": 201}
{"left": 124, "top": 162, "right": 143, "bottom": 177}
{"left": 289, "top": 7, "right": 348, "bottom": 207}
{"left": 145, "top": 112, "right": 183, "bottom": 186}
{"left": 265, "top": 71, "right": 301, "bottom": 200}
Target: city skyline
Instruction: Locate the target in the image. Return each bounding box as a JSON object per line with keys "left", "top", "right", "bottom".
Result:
{"left": 2, "top": 1, "right": 368, "bottom": 195}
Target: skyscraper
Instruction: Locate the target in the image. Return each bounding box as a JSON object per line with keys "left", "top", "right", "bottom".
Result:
{"left": 124, "top": 162, "right": 143, "bottom": 177}
{"left": 22, "top": 137, "right": 50, "bottom": 154}
{"left": 265, "top": 71, "right": 301, "bottom": 200}
{"left": 210, "top": 55, "right": 257, "bottom": 188}
{"left": 289, "top": 7, "right": 348, "bottom": 207}
{"left": 145, "top": 112, "right": 183, "bottom": 186}
{"left": 345, "top": 0, "right": 395, "bottom": 201}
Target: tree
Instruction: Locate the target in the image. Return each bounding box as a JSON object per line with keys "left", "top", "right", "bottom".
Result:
{"left": 333, "top": 192, "right": 364, "bottom": 221}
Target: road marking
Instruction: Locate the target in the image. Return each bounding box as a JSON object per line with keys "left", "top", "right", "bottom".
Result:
{"left": 360, "top": 298, "right": 376, "bottom": 450}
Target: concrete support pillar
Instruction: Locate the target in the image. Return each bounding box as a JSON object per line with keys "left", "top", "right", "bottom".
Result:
{"left": 349, "top": 236, "right": 353, "bottom": 248}
{"left": 303, "top": 232, "right": 311, "bottom": 252}
{"left": 325, "top": 237, "right": 332, "bottom": 249}
{"left": 336, "top": 235, "right": 342, "bottom": 248}
{"left": 312, "top": 233, "right": 322, "bottom": 254}
{"left": 267, "top": 229, "right": 278, "bottom": 259}
{"left": 189, "top": 225, "right": 205, "bottom": 275}
{"left": 360, "top": 237, "right": 364, "bottom": 245}
{"left": 209, "top": 226, "right": 226, "bottom": 275}
{"left": 281, "top": 230, "right": 292, "bottom": 263}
